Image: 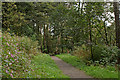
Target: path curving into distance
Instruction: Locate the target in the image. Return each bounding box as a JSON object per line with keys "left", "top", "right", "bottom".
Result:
{"left": 51, "top": 56, "right": 92, "bottom": 79}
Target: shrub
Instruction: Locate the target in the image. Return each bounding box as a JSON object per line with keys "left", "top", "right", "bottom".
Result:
{"left": 93, "top": 44, "right": 119, "bottom": 65}
{"left": 42, "top": 48, "right": 48, "bottom": 53}
{"left": 72, "top": 44, "right": 119, "bottom": 66}
{"left": 15, "top": 36, "right": 38, "bottom": 55}
{"left": 2, "top": 32, "right": 39, "bottom": 78}
{"left": 72, "top": 44, "right": 91, "bottom": 62}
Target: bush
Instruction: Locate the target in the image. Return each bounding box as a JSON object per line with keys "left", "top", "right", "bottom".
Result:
{"left": 72, "top": 44, "right": 119, "bottom": 66}
{"left": 2, "top": 32, "right": 39, "bottom": 78}
{"left": 16, "top": 36, "right": 38, "bottom": 55}
{"left": 93, "top": 44, "right": 119, "bottom": 65}
{"left": 72, "top": 44, "right": 91, "bottom": 62}
{"left": 42, "top": 48, "right": 48, "bottom": 53}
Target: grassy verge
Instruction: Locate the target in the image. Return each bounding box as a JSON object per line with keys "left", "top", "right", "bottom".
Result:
{"left": 56, "top": 54, "right": 118, "bottom": 78}
{"left": 28, "top": 54, "right": 69, "bottom": 78}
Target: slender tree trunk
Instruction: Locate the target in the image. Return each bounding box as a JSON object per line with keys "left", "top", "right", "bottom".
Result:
{"left": 61, "top": 30, "right": 64, "bottom": 53}
{"left": 103, "top": 21, "right": 109, "bottom": 45}
{"left": 89, "top": 19, "right": 94, "bottom": 62}
{"left": 109, "top": 35, "right": 112, "bottom": 45}
{"left": 61, "top": 46, "right": 63, "bottom": 53}
{"left": 71, "top": 41, "right": 74, "bottom": 51}
{"left": 46, "top": 24, "right": 50, "bottom": 54}
{"left": 58, "top": 35, "right": 61, "bottom": 54}
{"left": 39, "top": 25, "right": 42, "bottom": 52}
{"left": 43, "top": 24, "right": 46, "bottom": 50}
{"left": 113, "top": 1, "right": 120, "bottom": 71}
{"left": 78, "top": 0, "right": 81, "bottom": 12}
{"left": 113, "top": 2, "right": 120, "bottom": 48}
{"left": 95, "top": 32, "right": 97, "bottom": 45}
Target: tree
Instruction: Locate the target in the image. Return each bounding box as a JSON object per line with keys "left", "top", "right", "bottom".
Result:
{"left": 2, "top": 2, "right": 26, "bottom": 35}
{"left": 113, "top": 1, "right": 120, "bottom": 71}
{"left": 113, "top": 2, "right": 120, "bottom": 48}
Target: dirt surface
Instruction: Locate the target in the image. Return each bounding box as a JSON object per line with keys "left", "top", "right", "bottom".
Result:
{"left": 51, "top": 56, "right": 92, "bottom": 78}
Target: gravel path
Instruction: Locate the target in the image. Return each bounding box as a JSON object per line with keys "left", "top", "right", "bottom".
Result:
{"left": 51, "top": 56, "right": 92, "bottom": 78}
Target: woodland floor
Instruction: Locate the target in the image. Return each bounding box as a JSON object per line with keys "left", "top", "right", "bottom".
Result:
{"left": 51, "top": 56, "right": 92, "bottom": 78}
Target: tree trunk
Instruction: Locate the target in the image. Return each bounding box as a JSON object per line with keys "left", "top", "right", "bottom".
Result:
{"left": 103, "top": 21, "right": 109, "bottom": 45}
{"left": 113, "top": 1, "right": 120, "bottom": 71}
{"left": 113, "top": 2, "right": 120, "bottom": 48}
{"left": 46, "top": 24, "right": 50, "bottom": 54}
{"left": 78, "top": 0, "right": 80, "bottom": 12}
{"left": 43, "top": 24, "right": 46, "bottom": 50}
{"left": 89, "top": 19, "right": 94, "bottom": 62}
{"left": 61, "top": 46, "right": 63, "bottom": 53}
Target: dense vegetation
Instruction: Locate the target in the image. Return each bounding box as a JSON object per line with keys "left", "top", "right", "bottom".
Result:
{"left": 2, "top": 31, "right": 38, "bottom": 77}
{"left": 1, "top": 31, "right": 68, "bottom": 78}
{"left": 1, "top": 1, "right": 120, "bottom": 78}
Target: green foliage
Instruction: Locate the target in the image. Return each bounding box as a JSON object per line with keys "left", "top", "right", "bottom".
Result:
{"left": 30, "top": 34, "right": 37, "bottom": 41}
{"left": 17, "top": 36, "right": 38, "bottom": 55}
{"left": 29, "top": 54, "right": 69, "bottom": 78}
{"left": 2, "top": 2, "right": 26, "bottom": 35}
{"left": 2, "top": 32, "right": 39, "bottom": 78}
{"left": 56, "top": 54, "right": 118, "bottom": 78}
{"left": 93, "top": 44, "right": 118, "bottom": 65}
{"left": 0, "top": 30, "right": 2, "bottom": 78}
{"left": 2, "top": 2, "right": 116, "bottom": 55}
{"left": 72, "top": 44, "right": 118, "bottom": 66}
{"left": 2, "top": 2, "right": 119, "bottom": 78}
{"left": 72, "top": 45, "right": 91, "bottom": 62}
{"left": 2, "top": 31, "right": 68, "bottom": 78}
{"left": 42, "top": 48, "right": 48, "bottom": 53}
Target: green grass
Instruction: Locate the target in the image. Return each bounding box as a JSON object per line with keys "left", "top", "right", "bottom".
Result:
{"left": 56, "top": 54, "right": 118, "bottom": 78}
{"left": 27, "top": 53, "right": 69, "bottom": 78}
